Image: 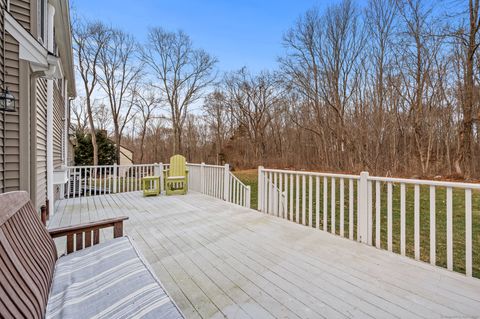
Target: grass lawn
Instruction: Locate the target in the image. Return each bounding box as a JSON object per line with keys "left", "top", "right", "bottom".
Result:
{"left": 233, "top": 169, "right": 480, "bottom": 278}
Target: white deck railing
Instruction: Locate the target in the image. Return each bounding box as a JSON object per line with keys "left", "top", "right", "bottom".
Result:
{"left": 64, "top": 163, "right": 251, "bottom": 208}
{"left": 258, "top": 166, "right": 479, "bottom": 278}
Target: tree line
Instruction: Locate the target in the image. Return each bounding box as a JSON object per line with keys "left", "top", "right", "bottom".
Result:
{"left": 71, "top": 0, "right": 480, "bottom": 179}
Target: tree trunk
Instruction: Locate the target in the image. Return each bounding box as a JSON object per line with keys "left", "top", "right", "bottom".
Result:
{"left": 85, "top": 98, "right": 98, "bottom": 166}
{"left": 458, "top": 0, "right": 479, "bottom": 178}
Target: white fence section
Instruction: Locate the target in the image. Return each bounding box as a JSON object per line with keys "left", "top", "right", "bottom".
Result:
{"left": 64, "top": 163, "right": 251, "bottom": 208}
{"left": 258, "top": 166, "right": 479, "bottom": 278}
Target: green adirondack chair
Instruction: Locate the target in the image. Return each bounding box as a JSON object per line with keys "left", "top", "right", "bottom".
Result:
{"left": 164, "top": 155, "right": 189, "bottom": 195}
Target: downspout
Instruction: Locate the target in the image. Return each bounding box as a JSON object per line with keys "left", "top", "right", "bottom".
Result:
{"left": 46, "top": 3, "right": 55, "bottom": 215}
{"left": 63, "top": 79, "right": 68, "bottom": 166}
{"left": 60, "top": 79, "right": 68, "bottom": 199}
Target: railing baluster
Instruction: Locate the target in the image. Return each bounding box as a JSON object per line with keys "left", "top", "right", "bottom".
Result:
{"left": 237, "top": 179, "right": 240, "bottom": 205}
{"left": 387, "top": 182, "right": 393, "bottom": 252}
{"left": 349, "top": 179, "right": 354, "bottom": 240}
{"left": 87, "top": 167, "right": 90, "bottom": 196}
{"left": 446, "top": 187, "right": 453, "bottom": 271}
{"left": 331, "top": 177, "right": 335, "bottom": 234}
{"left": 340, "top": 178, "right": 344, "bottom": 237}
{"left": 73, "top": 168, "right": 77, "bottom": 198}
{"left": 465, "top": 188, "right": 472, "bottom": 277}
{"left": 215, "top": 168, "right": 218, "bottom": 198}
{"left": 263, "top": 171, "right": 267, "bottom": 211}
{"left": 324, "top": 177, "right": 328, "bottom": 231}
{"left": 315, "top": 176, "right": 320, "bottom": 229}
{"left": 308, "top": 175, "right": 313, "bottom": 226}
{"left": 376, "top": 181, "right": 381, "bottom": 248}
{"left": 284, "top": 173, "right": 288, "bottom": 219}
{"left": 302, "top": 175, "right": 306, "bottom": 225}
{"left": 367, "top": 180, "right": 372, "bottom": 245}
{"left": 273, "top": 173, "right": 278, "bottom": 216}
{"left": 400, "top": 183, "right": 406, "bottom": 255}
{"left": 357, "top": 179, "right": 361, "bottom": 241}
{"left": 94, "top": 167, "right": 97, "bottom": 195}
{"left": 98, "top": 167, "right": 102, "bottom": 195}
{"left": 429, "top": 186, "right": 436, "bottom": 265}
{"left": 279, "top": 173, "right": 283, "bottom": 218}
{"left": 268, "top": 172, "right": 272, "bottom": 213}
{"left": 295, "top": 175, "right": 300, "bottom": 223}
{"left": 83, "top": 168, "right": 87, "bottom": 198}
{"left": 66, "top": 168, "right": 70, "bottom": 199}
{"left": 414, "top": 184, "right": 420, "bottom": 259}
{"left": 126, "top": 167, "right": 129, "bottom": 193}
{"left": 137, "top": 166, "right": 140, "bottom": 191}
{"left": 289, "top": 174, "right": 293, "bottom": 221}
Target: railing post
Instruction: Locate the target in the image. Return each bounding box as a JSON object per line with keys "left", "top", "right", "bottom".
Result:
{"left": 156, "top": 163, "right": 164, "bottom": 193}
{"left": 201, "top": 162, "right": 205, "bottom": 194}
{"left": 358, "top": 171, "right": 369, "bottom": 244}
{"left": 113, "top": 163, "right": 117, "bottom": 193}
{"left": 246, "top": 185, "right": 251, "bottom": 209}
{"left": 258, "top": 166, "right": 264, "bottom": 212}
{"left": 223, "top": 163, "right": 230, "bottom": 201}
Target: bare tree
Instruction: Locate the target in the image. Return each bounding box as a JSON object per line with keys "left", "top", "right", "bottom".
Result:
{"left": 365, "top": 0, "right": 397, "bottom": 171}
{"left": 394, "top": 0, "right": 441, "bottom": 175}
{"left": 70, "top": 97, "right": 89, "bottom": 133}
{"left": 281, "top": 0, "right": 366, "bottom": 169}
{"left": 142, "top": 28, "right": 217, "bottom": 154}
{"left": 133, "top": 83, "right": 161, "bottom": 162}
{"left": 450, "top": 0, "right": 480, "bottom": 177}
{"left": 93, "top": 103, "right": 112, "bottom": 131}
{"left": 98, "top": 29, "right": 142, "bottom": 164}
{"left": 72, "top": 19, "right": 110, "bottom": 166}
{"left": 203, "top": 90, "right": 230, "bottom": 164}
{"left": 224, "top": 68, "right": 281, "bottom": 163}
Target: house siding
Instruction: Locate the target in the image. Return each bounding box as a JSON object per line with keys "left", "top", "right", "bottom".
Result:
{"left": 9, "top": 0, "right": 30, "bottom": 31}
{"left": 3, "top": 33, "right": 20, "bottom": 192}
{"left": 0, "top": 0, "right": 5, "bottom": 192}
{"left": 0, "top": 0, "right": 5, "bottom": 83}
{"left": 1, "top": 0, "right": 75, "bottom": 213}
{"left": 35, "top": 77, "right": 47, "bottom": 210}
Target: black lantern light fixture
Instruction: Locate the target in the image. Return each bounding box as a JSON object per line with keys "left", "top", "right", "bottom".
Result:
{"left": 0, "top": 87, "right": 16, "bottom": 112}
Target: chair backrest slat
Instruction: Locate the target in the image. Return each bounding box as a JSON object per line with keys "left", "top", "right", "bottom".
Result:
{"left": 0, "top": 191, "right": 57, "bottom": 319}
{"left": 169, "top": 155, "right": 186, "bottom": 177}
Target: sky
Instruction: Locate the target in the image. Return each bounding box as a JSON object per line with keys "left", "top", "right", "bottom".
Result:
{"left": 71, "top": 0, "right": 335, "bottom": 73}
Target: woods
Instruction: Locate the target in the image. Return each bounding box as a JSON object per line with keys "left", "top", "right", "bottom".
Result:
{"left": 71, "top": 0, "right": 480, "bottom": 179}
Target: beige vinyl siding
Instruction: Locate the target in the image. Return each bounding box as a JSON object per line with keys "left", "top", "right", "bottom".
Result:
{"left": 3, "top": 33, "right": 20, "bottom": 192}
{"left": 53, "top": 82, "right": 63, "bottom": 168}
{"left": 36, "top": 77, "right": 47, "bottom": 209}
{"left": 9, "top": 0, "right": 30, "bottom": 31}
{"left": 0, "top": 0, "right": 5, "bottom": 192}
{"left": 0, "top": 0, "right": 5, "bottom": 84}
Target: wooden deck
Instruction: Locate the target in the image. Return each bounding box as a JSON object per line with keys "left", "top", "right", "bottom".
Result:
{"left": 50, "top": 192, "right": 480, "bottom": 319}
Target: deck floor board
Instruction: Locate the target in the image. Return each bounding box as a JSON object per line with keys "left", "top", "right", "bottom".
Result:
{"left": 50, "top": 192, "right": 480, "bottom": 319}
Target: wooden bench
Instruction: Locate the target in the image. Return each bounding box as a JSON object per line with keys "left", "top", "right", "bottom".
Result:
{"left": 0, "top": 191, "right": 184, "bottom": 319}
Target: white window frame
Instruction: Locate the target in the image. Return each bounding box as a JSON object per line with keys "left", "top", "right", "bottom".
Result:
{"left": 37, "top": 0, "right": 47, "bottom": 44}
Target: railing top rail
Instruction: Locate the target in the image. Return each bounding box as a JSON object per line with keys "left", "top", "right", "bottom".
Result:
{"left": 186, "top": 163, "right": 224, "bottom": 168}
{"left": 261, "top": 168, "right": 361, "bottom": 180}
{"left": 229, "top": 171, "right": 249, "bottom": 188}
{"left": 368, "top": 176, "right": 480, "bottom": 189}
{"left": 67, "top": 164, "right": 157, "bottom": 169}
{"left": 262, "top": 167, "right": 480, "bottom": 190}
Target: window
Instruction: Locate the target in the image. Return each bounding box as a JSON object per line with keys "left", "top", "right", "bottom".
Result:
{"left": 38, "top": 0, "right": 46, "bottom": 43}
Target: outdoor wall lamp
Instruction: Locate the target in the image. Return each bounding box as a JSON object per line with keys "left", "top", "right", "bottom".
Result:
{"left": 0, "top": 87, "right": 16, "bottom": 112}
